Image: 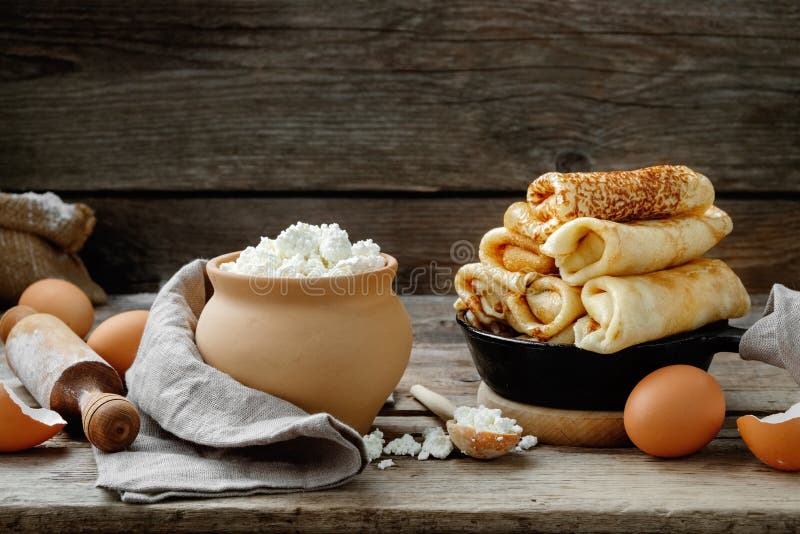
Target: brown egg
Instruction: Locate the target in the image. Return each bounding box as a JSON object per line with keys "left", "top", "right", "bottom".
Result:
{"left": 87, "top": 310, "right": 149, "bottom": 379}
{"left": 19, "top": 279, "right": 94, "bottom": 338}
{"left": 0, "top": 305, "right": 36, "bottom": 344}
{"left": 0, "top": 382, "right": 66, "bottom": 452}
{"left": 624, "top": 364, "right": 726, "bottom": 458}
{"left": 737, "top": 402, "right": 800, "bottom": 472}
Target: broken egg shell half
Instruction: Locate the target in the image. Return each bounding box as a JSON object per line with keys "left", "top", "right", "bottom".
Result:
{"left": 0, "top": 382, "right": 66, "bottom": 453}
{"left": 446, "top": 420, "right": 520, "bottom": 460}
{"left": 737, "top": 402, "right": 800, "bottom": 472}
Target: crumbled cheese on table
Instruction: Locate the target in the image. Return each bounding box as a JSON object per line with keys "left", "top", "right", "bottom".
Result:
{"left": 376, "top": 459, "right": 396, "bottom": 470}
{"left": 362, "top": 429, "right": 385, "bottom": 463}
{"left": 515, "top": 435, "right": 539, "bottom": 451}
{"left": 383, "top": 434, "right": 422, "bottom": 456}
{"left": 417, "top": 427, "right": 453, "bottom": 460}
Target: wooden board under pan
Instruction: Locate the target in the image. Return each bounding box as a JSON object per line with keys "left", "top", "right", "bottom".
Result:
{"left": 477, "top": 382, "right": 631, "bottom": 448}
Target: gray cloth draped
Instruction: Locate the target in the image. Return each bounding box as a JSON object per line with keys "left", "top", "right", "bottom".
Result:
{"left": 740, "top": 284, "right": 800, "bottom": 385}
{"left": 93, "top": 260, "right": 367, "bottom": 503}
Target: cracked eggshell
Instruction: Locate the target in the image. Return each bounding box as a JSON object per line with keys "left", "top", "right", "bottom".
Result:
{"left": 737, "top": 402, "right": 800, "bottom": 472}
{"left": 0, "top": 383, "right": 66, "bottom": 452}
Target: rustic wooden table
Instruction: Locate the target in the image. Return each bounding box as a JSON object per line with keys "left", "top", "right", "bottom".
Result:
{"left": 1, "top": 294, "right": 798, "bottom": 533}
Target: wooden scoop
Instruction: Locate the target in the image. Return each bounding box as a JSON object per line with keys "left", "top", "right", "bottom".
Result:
{"left": 1, "top": 306, "right": 140, "bottom": 452}
{"left": 410, "top": 384, "right": 520, "bottom": 460}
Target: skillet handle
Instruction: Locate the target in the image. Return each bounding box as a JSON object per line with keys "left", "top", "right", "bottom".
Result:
{"left": 712, "top": 324, "right": 747, "bottom": 354}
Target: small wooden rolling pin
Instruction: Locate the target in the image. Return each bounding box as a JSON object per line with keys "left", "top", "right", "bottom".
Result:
{"left": 0, "top": 305, "right": 140, "bottom": 452}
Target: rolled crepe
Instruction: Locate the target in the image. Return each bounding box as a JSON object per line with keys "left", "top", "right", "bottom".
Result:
{"left": 454, "top": 263, "right": 585, "bottom": 341}
{"left": 542, "top": 206, "right": 733, "bottom": 286}
{"left": 574, "top": 259, "right": 750, "bottom": 354}
{"left": 503, "top": 201, "right": 560, "bottom": 243}
{"left": 479, "top": 227, "right": 556, "bottom": 274}
{"left": 544, "top": 325, "right": 575, "bottom": 345}
{"left": 527, "top": 165, "right": 714, "bottom": 224}
{"left": 457, "top": 307, "right": 516, "bottom": 337}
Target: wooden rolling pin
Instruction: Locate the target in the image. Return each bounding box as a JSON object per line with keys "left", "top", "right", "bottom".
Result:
{"left": 0, "top": 305, "right": 140, "bottom": 452}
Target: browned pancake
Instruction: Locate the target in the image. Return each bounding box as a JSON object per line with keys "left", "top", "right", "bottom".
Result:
{"left": 527, "top": 165, "right": 714, "bottom": 224}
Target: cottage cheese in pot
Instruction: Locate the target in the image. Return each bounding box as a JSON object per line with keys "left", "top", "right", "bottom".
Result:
{"left": 220, "top": 222, "right": 386, "bottom": 278}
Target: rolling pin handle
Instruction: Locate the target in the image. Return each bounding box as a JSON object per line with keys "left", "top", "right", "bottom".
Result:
{"left": 81, "top": 392, "right": 141, "bottom": 453}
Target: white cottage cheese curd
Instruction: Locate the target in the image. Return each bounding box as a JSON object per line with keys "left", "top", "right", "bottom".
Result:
{"left": 383, "top": 434, "right": 422, "bottom": 456}
{"left": 220, "top": 222, "right": 386, "bottom": 277}
{"left": 362, "top": 429, "right": 385, "bottom": 463}
{"left": 376, "top": 459, "right": 396, "bottom": 470}
{"left": 453, "top": 405, "right": 523, "bottom": 434}
{"left": 417, "top": 427, "right": 453, "bottom": 460}
{"left": 515, "top": 435, "right": 539, "bottom": 451}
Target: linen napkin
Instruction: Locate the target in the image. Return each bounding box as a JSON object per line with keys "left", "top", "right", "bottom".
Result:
{"left": 93, "top": 260, "right": 367, "bottom": 503}
{"left": 740, "top": 284, "right": 800, "bottom": 385}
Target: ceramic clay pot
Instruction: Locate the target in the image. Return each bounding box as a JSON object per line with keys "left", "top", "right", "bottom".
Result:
{"left": 196, "top": 251, "right": 412, "bottom": 434}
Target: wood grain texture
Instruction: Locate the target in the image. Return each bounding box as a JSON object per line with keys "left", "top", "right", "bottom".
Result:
{"left": 1, "top": 1, "right": 798, "bottom": 192}
{"left": 1, "top": 294, "right": 799, "bottom": 533}
{"left": 2, "top": 443, "right": 800, "bottom": 534}
{"left": 67, "top": 195, "right": 800, "bottom": 294}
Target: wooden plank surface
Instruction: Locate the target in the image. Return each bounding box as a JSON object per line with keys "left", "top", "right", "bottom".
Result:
{"left": 1, "top": 1, "right": 799, "bottom": 192}
{"left": 1, "top": 294, "right": 799, "bottom": 533}
{"left": 69, "top": 195, "right": 800, "bottom": 294}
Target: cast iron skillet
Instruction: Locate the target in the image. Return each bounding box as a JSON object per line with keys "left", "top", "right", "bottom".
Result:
{"left": 456, "top": 312, "right": 745, "bottom": 411}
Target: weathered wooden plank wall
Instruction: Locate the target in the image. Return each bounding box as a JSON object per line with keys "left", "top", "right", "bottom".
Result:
{"left": 1, "top": 1, "right": 798, "bottom": 293}
{"left": 70, "top": 196, "right": 800, "bottom": 294}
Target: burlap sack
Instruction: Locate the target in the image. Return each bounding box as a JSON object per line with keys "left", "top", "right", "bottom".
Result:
{"left": 0, "top": 192, "right": 106, "bottom": 305}
{"left": 0, "top": 192, "right": 95, "bottom": 253}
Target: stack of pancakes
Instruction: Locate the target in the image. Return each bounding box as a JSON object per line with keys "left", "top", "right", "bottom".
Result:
{"left": 455, "top": 165, "right": 750, "bottom": 354}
